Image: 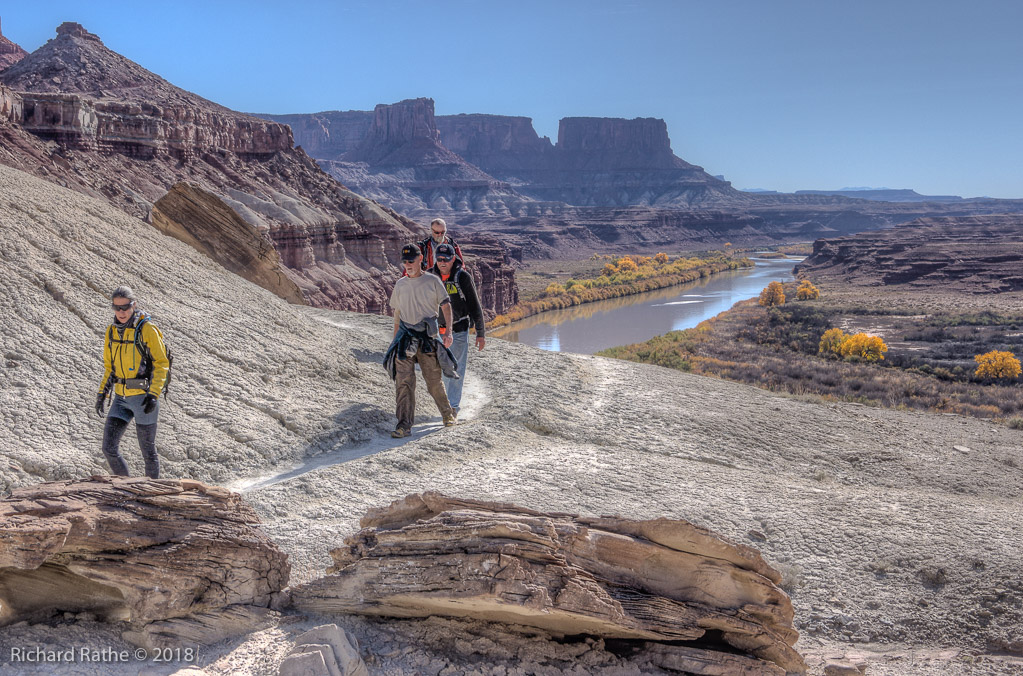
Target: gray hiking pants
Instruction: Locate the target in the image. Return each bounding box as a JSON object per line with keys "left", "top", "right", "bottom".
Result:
{"left": 395, "top": 346, "right": 454, "bottom": 431}
{"left": 102, "top": 416, "right": 160, "bottom": 479}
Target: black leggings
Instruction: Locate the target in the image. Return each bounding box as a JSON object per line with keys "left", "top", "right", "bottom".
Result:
{"left": 102, "top": 417, "right": 160, "bottom": 479}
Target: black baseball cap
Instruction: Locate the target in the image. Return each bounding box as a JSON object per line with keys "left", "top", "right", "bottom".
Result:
{"left": 435, "top": 243, "right": 456, "bottom": 261}
{"left": 401, "top": 243, "right": 422, "bottom": 261}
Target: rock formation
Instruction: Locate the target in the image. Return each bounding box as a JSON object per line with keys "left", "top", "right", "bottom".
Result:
{"left": 435, "top": 113, "right": 554, "bottom": 180}
{"left": 448, "top": 115, "right": 742, "bottom": 208}
{"left": 313, "top": 98, "right": 534, "bottom": 218}
{"left": 291, "top": 492, "right": 806, "bottom": 675}
{"left": 0, "top": 477, "right": 290, "bottom": 649}
{"left": 794, "top": 214, "right": 1023, "bottom": 293}
{"left": 261, "top": 109, "right": 375, "bottom": 160}
{"left": 0, "top": 23, "right": 424, "bottom": 313}
{"left": 151, "top": 182, "right": 306, "bottom": 305}
{"left": 0, "top": 17, "right": 28, "bottom": 70}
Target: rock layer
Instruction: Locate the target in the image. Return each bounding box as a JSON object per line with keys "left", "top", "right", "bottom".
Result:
{"left": 0, "top": 477, "right": 290, "bottom": 649}
{"left": 291, "top": 492, "right": 806, "bottom": 674}
{"left": 151, "top": 182, "right": 306, "bottom": 304}
{"left": 795, "top": 214, "right": 1023, "bottom": 293}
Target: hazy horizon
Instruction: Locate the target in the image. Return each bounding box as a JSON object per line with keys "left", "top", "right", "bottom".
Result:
{"left": 3, "top": 1, "right": 1021, "bottom": 199}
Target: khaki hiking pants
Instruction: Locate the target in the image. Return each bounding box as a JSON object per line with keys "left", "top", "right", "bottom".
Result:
{"left": 395, "top": 346, "right": 454, "bottom": 431}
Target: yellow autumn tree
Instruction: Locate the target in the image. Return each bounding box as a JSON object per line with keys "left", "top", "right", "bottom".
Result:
{"left": 796, "top": 279, "right": 820, "bottom": 300}
{"left": 616, "top": 256, "right": 639, "bottom": 273}
{"left": 758, "top": 281, "right": 786, "bottom": 307}
{"left": 819, "top": 328, "right": 847, "bottom": 357}
{"left": 654, "top": 252, "right": 670, "bottom": 265}
{"left": 543, "top": 282, "right": 565, "bottom": 296}
{"left": 974, "top": 351, "right": 1022, "bottom": 380}
{"left": 839, "top": 333, "right": 888, "bottom": 362}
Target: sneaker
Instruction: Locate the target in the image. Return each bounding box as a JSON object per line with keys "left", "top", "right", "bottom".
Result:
{"left": 443, "top": 413, "right": 457, "bottom": 427}
{"left": 391, "top": 427, "right": 410, "bottom": 438}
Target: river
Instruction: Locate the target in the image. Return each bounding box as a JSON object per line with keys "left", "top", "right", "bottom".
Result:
{"left": 490, "top": 257, "right": 799, "bottom": 354}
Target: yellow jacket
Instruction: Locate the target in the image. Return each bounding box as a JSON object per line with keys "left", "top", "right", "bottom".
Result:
{"left": 99, "top": 314, "right": 170, "bottom": 398}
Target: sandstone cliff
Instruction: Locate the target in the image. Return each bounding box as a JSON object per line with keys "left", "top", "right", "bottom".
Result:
{"left": 0, "top": 17, "right": 28, "bottom": 70}
{"left": 313, "top": 98, "right": 534, "bottom": 218}
{"left": 435, "top": 113, "right": 554, "bottom": 180}
{"left": 260, "top": 109, "right": 374, "bottom": 159}
{"left": 795, "top": 213, "right": 1023, "bottom": 293}
{"left": 0, "top": 23, "right": 424, "bottom": 313}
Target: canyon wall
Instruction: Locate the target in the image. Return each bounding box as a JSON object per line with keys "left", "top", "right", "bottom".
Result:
{"left": 314, "top": 99, "right": 532, "bottom": 218}
{"left": 795, "top": 214, "right": 1023, "bottom": 293}
{"left": 435, "top": 113, "right": 554, "bottom": 179}
{"left": 260, "top": 110, "right": 373, "bottom": 160}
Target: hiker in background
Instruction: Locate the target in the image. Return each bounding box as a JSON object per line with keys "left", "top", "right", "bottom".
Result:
{"left": 95, "top": 286, "right": 170, "bottom": 479}
{"left": 418, "top": 218, "right": 463, "bottom": 270}
{"left": 430, "top": 243, "right": 485, "bottom": 414}
{"left": 384, "top": 244, "right": 459, "bottom": 438}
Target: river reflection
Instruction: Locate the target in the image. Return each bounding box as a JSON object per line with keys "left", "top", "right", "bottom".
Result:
{"left": 491, "top": 257, "right": 798, "bottom": 354}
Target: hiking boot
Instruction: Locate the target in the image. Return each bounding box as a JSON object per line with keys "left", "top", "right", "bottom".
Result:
{"left": 443, "top": 413, "right": 457, "bottom": 427}
{"left": 391, "top": 427, "right": 410, "bottom": 438}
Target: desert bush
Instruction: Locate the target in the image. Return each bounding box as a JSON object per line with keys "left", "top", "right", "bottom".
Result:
{"left": 974, "top": 350, "right": 1022, "bottom": 380}
{"left": 795, "top": 279, "right": 820, "bottom": 300}
{"left": 758, "top": 281, "right": 786, "bottom": 307}
{"left": 617, "top": 256, "right": 638, "bottom": 273}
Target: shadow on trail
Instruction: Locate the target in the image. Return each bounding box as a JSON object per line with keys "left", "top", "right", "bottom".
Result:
{"left": 227, "top": 366, "right": 488, "bottom": 495}
{"left": 229, "top": 402, "right": 447, "bottom": 494}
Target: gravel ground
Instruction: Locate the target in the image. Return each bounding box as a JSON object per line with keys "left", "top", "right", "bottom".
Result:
{"left": 1, "top": 164, "right": 1021, "bottom": 675}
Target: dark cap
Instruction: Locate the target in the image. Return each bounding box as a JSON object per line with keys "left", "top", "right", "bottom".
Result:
{"left": 435, "top": 243, "right": 456, "bottom": 261}
{"left": 400, "top": 243, "right": 422, "bottom": 261}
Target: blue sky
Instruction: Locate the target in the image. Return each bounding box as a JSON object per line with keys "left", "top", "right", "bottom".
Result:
{"left": 3, "top": 1, "right": 1021, "bottom": 198}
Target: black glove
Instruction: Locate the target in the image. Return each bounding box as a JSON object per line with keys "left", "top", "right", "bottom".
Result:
{"left": 95, "top": 391, "right": 107, "bottom": 417}
{"left": 141, "top": 393, "right": 158, "bottom": 414}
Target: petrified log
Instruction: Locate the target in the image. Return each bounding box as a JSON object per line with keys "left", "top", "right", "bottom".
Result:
{"left": 0, "top": 476, "right": 289, "bottom": 648}
{"left": 291, "top": 492, "right": 806, "bottom": 674}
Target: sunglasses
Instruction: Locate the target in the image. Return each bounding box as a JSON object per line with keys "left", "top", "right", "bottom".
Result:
{"left": 436, "top": 256, "right": 454, "bottom": 262}
{"left": 112, "top": 302, "right": 134, "bottom": 311}
{"left": 432, "top": 230, "right": 445, "bottom": 235}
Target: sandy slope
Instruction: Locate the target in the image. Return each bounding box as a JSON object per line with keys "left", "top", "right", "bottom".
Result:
{"left": 0, "top": 164, "right": 1021, "bottom": 675}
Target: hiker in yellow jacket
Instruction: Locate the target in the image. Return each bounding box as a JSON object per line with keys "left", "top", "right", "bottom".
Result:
{"left": 96, "top": 286, "right": 170, "bottom": 479}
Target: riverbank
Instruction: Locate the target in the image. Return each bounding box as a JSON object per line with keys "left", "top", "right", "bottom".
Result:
{"left": 600, "top": 281, "right": 1023, "bottom": 424}
{"left": 490, "top": 256, "right": 796, "bottom": 354}
{"left": 490, "top": 254, "right": 752, "bottom": 329}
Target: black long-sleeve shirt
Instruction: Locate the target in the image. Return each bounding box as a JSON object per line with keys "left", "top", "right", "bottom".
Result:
{"left": 431, "top": 259, "right": 485, "bottom": 337}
